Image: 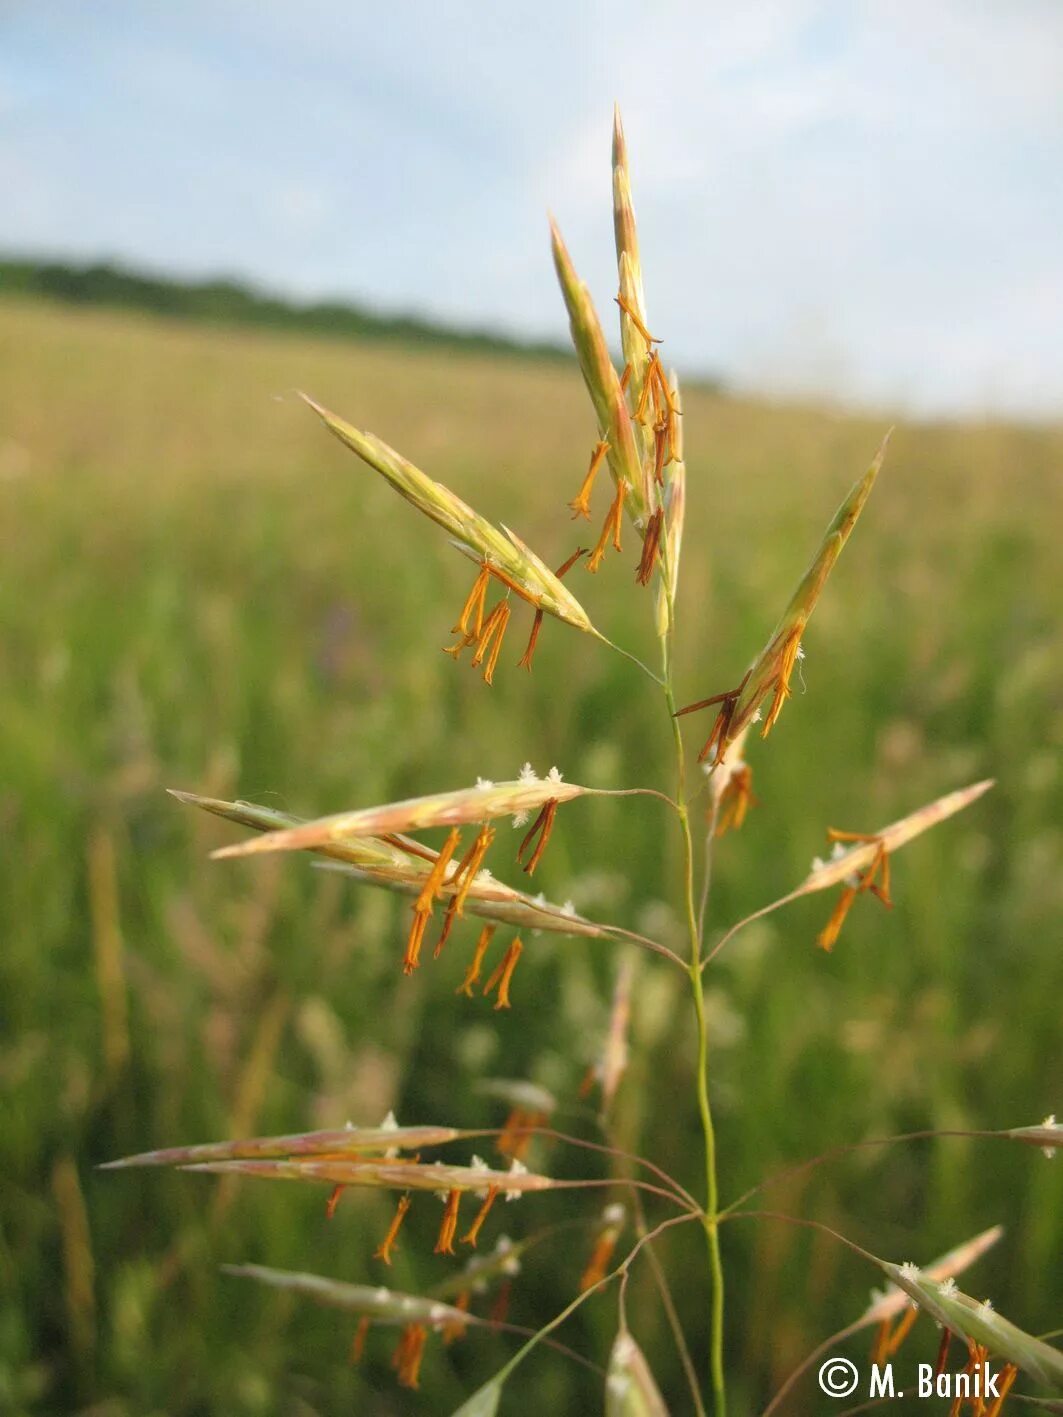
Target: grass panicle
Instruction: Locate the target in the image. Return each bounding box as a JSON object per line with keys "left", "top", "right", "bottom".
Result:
{"left": 99, "top": 110, "right": 1053, "bottom": 1417}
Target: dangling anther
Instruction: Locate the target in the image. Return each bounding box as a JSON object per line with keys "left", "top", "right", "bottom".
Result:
{"left": 434, "top": 896, "right": 459, "bottom": 958}
{"left": 452, "top": 564, "right": 490, "bottom": 637}
{"left": 471, "top": 601, "right": 511, "bottom": 685}
{"left": 443, "top": 629, "right": 477, "bottom": 660}
{"left": 414, "top": 829, "right": 461, "bottom": 915}
{"left": 517, "top": 800, "right": 558, "bottom": 875}
{"left": 633, "top": 366, "right": 655, "bottom": 425}
{"left": 715, "top": 764, "right": 757, "bottom": 836}
{"left": 580, "top": 1229, "right": 621, "bottom": 1292}
{"left": 668, "top": 411, "right": 680, "bottom": 465}
{"left": 647, "top": 357, "right": 682, "bottom": 464}
{"left": 349, "top": 1315, "right": 370, "bottom": 1364}
{"left": 587, "top": 480, "right": 628, "bottom": 572}
{"left": 518, "top": 546, "right": 586, "bottom": 671}
{"left": 403, "top": 909, "right": 430, "bottom": 975}
{"left": 406, "top": 827, "right": 461, "bottom": 972}
{"left": 448, "top": 824, "right": 495, "bottom": 917}
{"left": 489, "top": 1281, "right": 511, "bottom": 1324}
{"left": 986, "top": 1365, "right": 1018, "bottom": 1417}
{"left": 827, "top": 830, "right": 894, "bottom": 907}
{"left": 498, "top": 1106, "right": 545, "bottom": 1160}
{"left": 635, "top": 508, "right": 664, "bottom": 587}
{"left": 816, "top": 830, "right": 893, "bottom": 950}
{"left": 482, "top": 937, "right": 523, "bottom": 1010}
{"left": 817, "top": 885, "right": 857, "bottom": 952}
{"left": 871, "top": 1318, "right": 892, "bottom": 1365}
{"left": 761, "top": 626, "right": 804, "bottom": 735}
{"left": 374, "top": 1192, "right": 412, "bottom": 1264}
{"left": 650, "top": 353, "right": 679, "bottom": 415}
{"left": 442, "top": 1290, "right": 470, "bottom": 1344}
{"left": 456, "top": 924, "right": 496, "bottom": 997}
{"left": 883, "top": 1304, "right": 919, "bottom": 1358}
{"left": 618, "top": 362, "right": 633, "bottom": 394}
{"left": 555, "top": 546, "right": 590, "bottom": 579}
{"left": 325, "top": 1184, "right": 345, "bottom": 1220}
{"left": 675, "top": 674, "right": 750, "bottom": 765}
{"left": 652, "top": 419, "right": 669, "bottom": 485}
{"left": 869, "top": 846, "right": 892, "bottom": 907}
{"left": 461, "top": 1185, "right": 500, "bottom": 1247}
{"left": 614, "top": 292, "right": 660, "bottom": 345}
{"left": 518, "top": 610, "right": 544, "bottom": 671}
{"left": 434, "top": 1189, "right": 461, "bottom": 1255}
{"left": 648, "top": 354, "right": 669, "bottom": 426}
{"left": 445, "top": 564, "right": 491, "bottom": 660}
{"left": 391, "top": 1322, "right": 428, "bottom": 1389}
{"left": 569, "top": 440, "right": 610, "bottom": 520}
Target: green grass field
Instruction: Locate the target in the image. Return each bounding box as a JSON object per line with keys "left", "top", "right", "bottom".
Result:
{"left": 2, "top": 296, "right": 1060, "bottom": 1415}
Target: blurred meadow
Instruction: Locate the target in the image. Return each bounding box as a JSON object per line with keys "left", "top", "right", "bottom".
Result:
{"left": 1, "top": 293, "right": 1061, "bottom": 1414}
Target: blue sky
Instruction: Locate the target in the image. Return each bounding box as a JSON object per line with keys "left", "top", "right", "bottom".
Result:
{"left": 2, "top": 1, "right": 1061, "bottom": 417}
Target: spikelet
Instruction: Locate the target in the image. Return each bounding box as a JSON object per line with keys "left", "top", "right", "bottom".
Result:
{"left": 222, "top": 1263, "right": 473, "bottom": 1333}
{"left": 733, "top": 431, "right": 890, "bottom": 739}
{"left": 586, "top": 956, "right": 634, "bottom": 1114}
{"left": 654, "top": 369, "right": 686, "bottom": 634}
{"left": 103, "top": 1116, "right": 555, "bottom": 1209}
{"left": 859, "top": 1225, "right": 1003, "bottom": 1328}
{"left": 555, "top": 108, "right": 685, "bottom": 596}
{"left": 800, "top": 780, "right": 994, "bottom": 950}
{"left": 679, "top": 433, "right": 890, "bottom": 753}
{"left": 800, "top": 781, "right": 994, "bottom": 896}
{"left": 605, "top": 1328, "right": 670, "bottom": 1416}
{"left": 101, "top": 1121, "right": 460, "bottom": 1170}
{"left": 170, "top": 784, "right": 616, "bottom": 935}
{"left": 208, "top": 776, "right": 588, "bottom": 861}
{"left": 612, "top": 108, "right": 650, "bottom": 407}
{"left": 167, "top": 791, "right": 416, "bottom": 871}
{"left": 1003, "top": 1117, "right": 1062, "bottom": 1156}
{"left": 455, "top": 1235, "right": 524, "bottom": 1292}
{"left": 580, "top": 1203, "right": 626, "bottom": 1292}
{"left": 881, "top": 1263, "right": 1063, "bottom": 1387}
{"left": 708, "top": 726, "right": 756, "bottom": 838}
{"left": 550, "top": 220, "right": 649, "bottom": 527}
{"left": 120, "top": 1147, "right": 554, "bottom": 1200}
{"left": 301, "top": 394, "right": 597, "bottom": 640}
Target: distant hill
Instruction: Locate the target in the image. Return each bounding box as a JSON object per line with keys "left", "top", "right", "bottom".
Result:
{"left": 0, "top": 254, "right": 573, "bottom": 363}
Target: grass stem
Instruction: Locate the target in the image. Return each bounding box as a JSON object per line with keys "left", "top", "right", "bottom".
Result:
{"left": 663, "top": 614, "right": 727, "bottom": 1414}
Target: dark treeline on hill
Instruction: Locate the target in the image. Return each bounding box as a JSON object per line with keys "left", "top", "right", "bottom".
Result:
{"left": 0, "top": 254, "right": 575, "bottom": 362}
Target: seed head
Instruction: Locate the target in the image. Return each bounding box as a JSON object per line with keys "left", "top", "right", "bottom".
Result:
{"left": 301, "top": 394, "right": 597, "bottom": 640}
{"left": 550, "top": 220, "right": 649, "bottom": 526}
{"left": 208, "top": 776, "right": 588, "bottom": 860}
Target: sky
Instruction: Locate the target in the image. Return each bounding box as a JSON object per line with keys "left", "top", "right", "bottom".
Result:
{"left": 2, "top": 1, "right": 1061, "bottom": 418}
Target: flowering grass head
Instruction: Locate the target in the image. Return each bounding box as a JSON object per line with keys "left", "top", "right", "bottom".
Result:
{"left": 105, "top": 111, "right": 1039, "bottom": 1416}
{"left": 301, "top": 395, "right": 599, "bottom": 679}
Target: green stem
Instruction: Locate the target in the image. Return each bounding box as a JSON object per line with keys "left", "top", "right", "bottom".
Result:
{"left": 467, "top": 1212, "right": 698, "bottom": 1401}
{"left": 663, "top": 639, "right": 727, "bottom": 1413}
